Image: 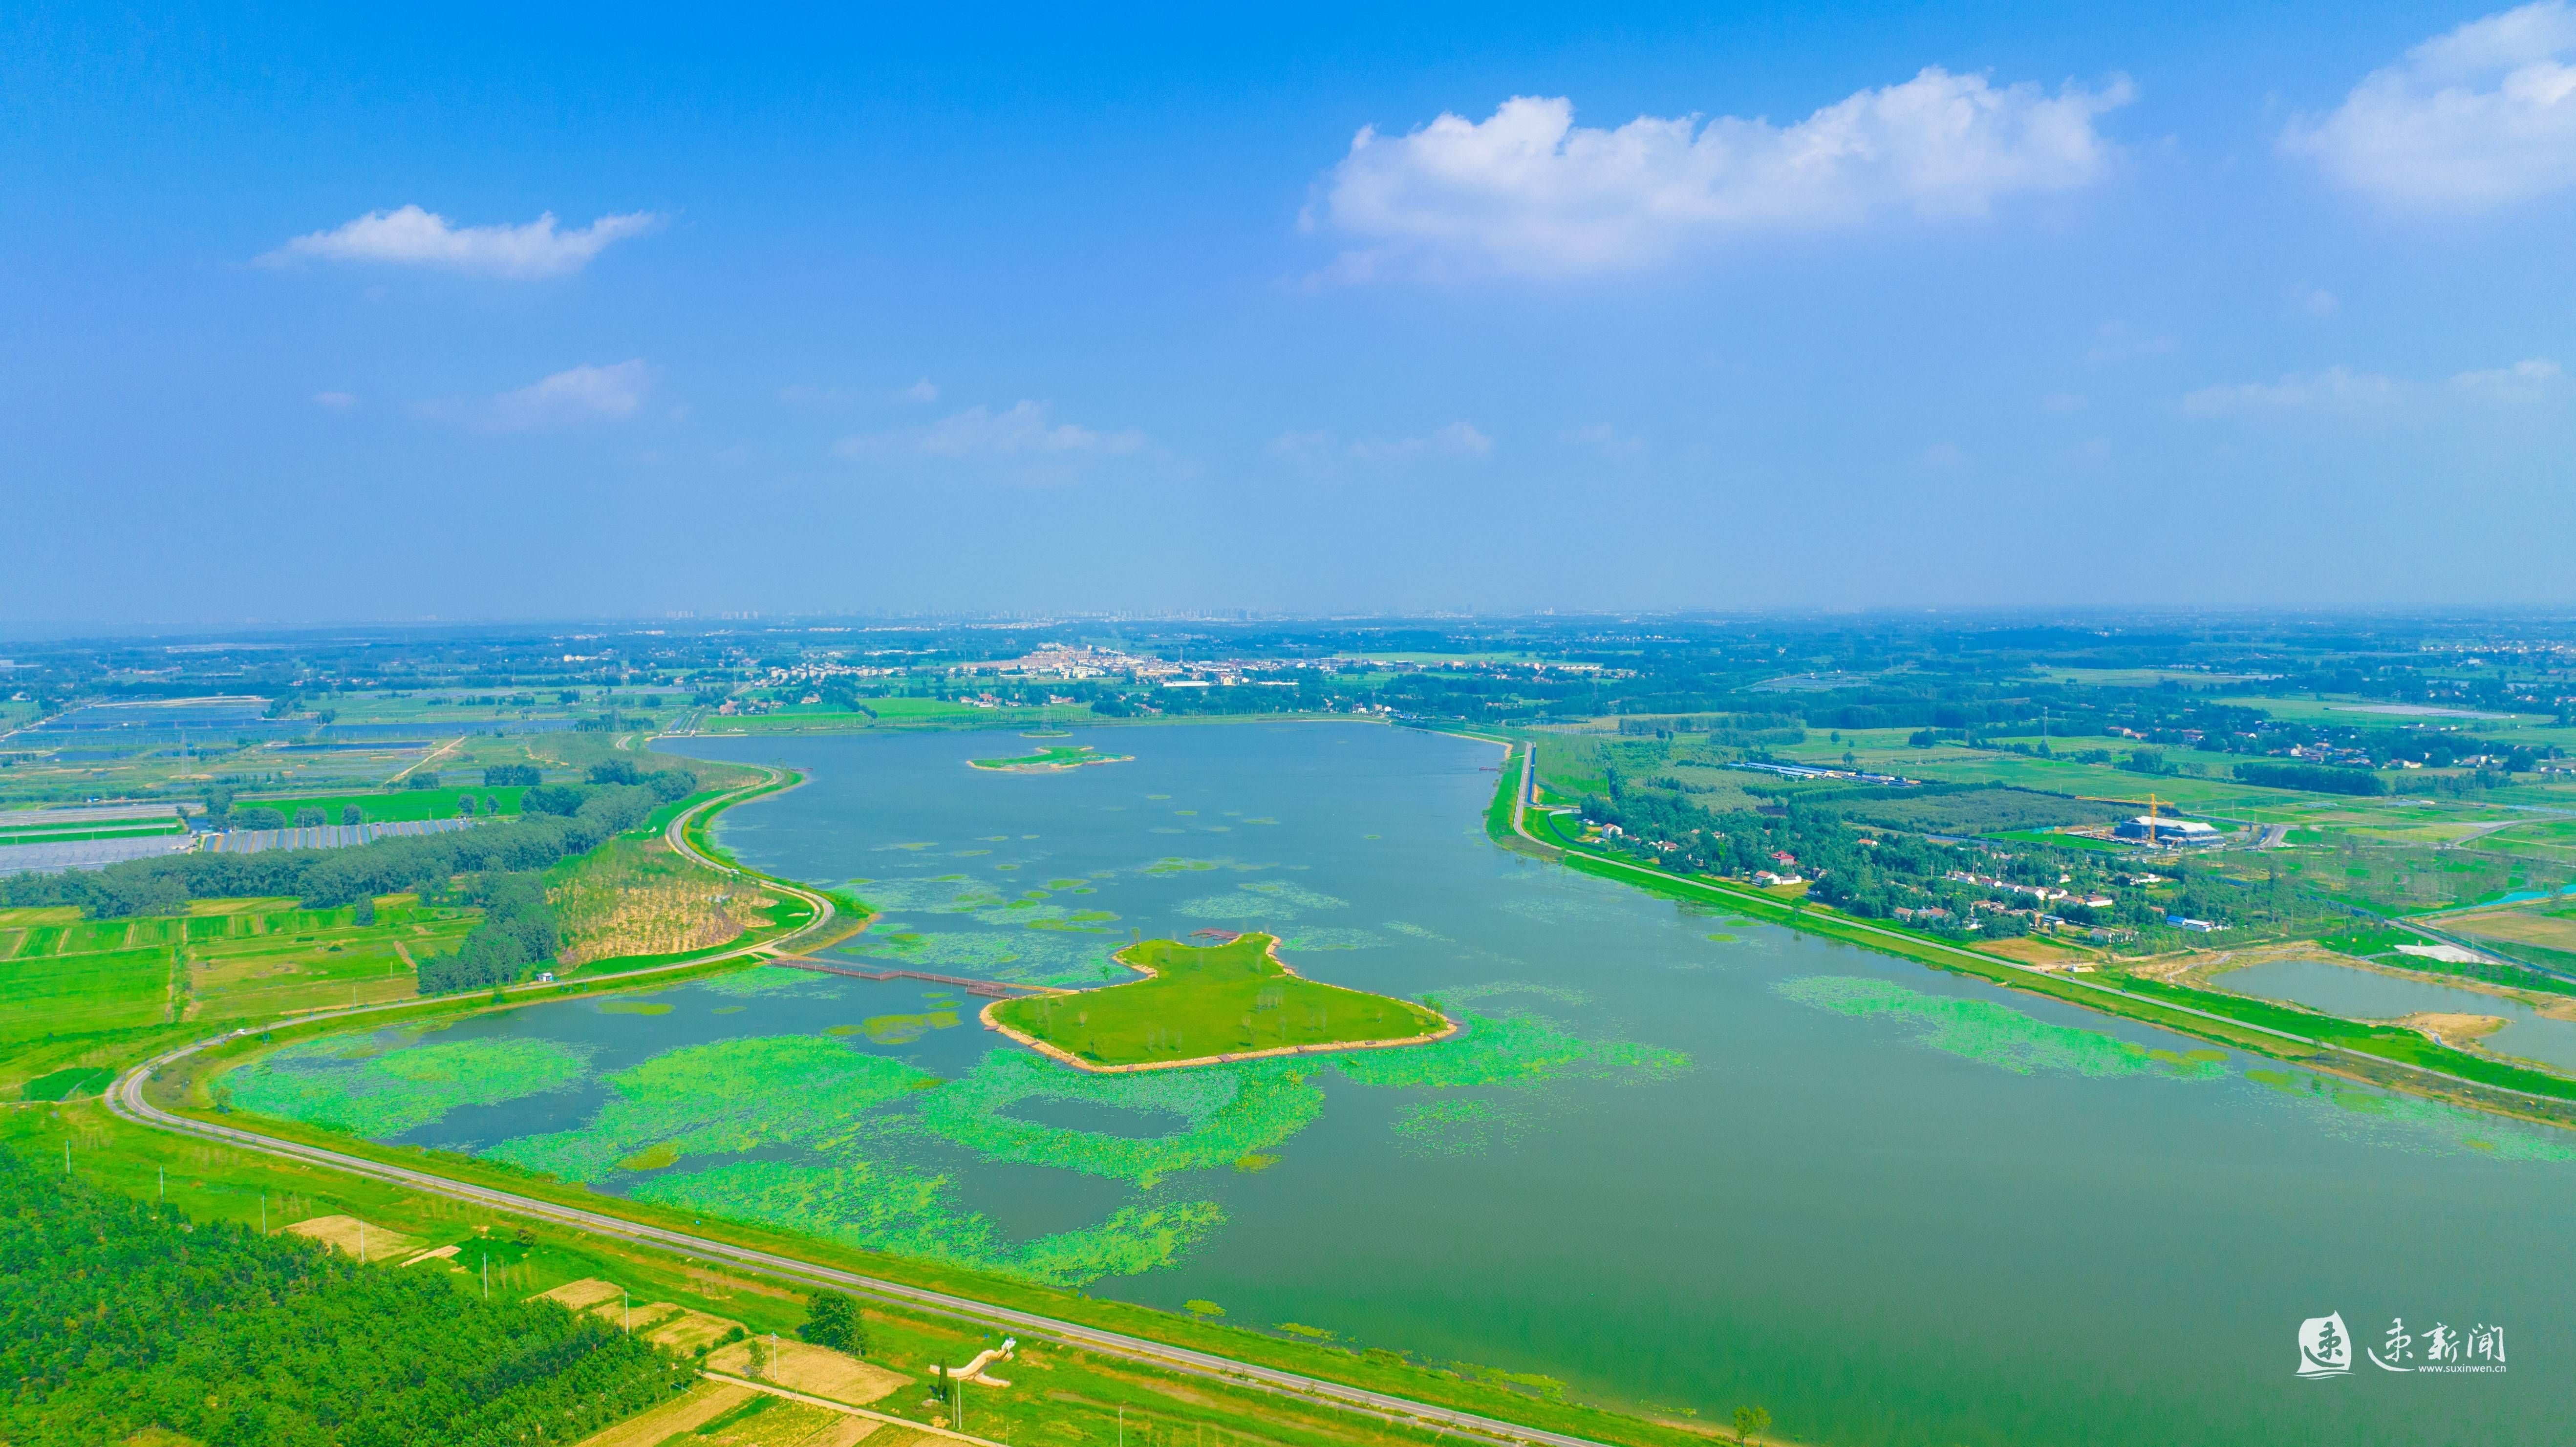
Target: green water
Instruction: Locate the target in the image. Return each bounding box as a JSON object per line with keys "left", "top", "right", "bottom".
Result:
{"left": 231, "top": 724, "right": 2574, "bottom": 1445}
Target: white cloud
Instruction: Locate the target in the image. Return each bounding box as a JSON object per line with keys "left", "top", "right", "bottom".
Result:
{"left": 415, "top": 360, "right": 655, "bottom": 430}
{"left": 917, "top": 401, "right": 1143, "bottom": 456}
{"left": 312, "top": 391, "right": 356, "bottom": 409}
{"left": 2283, "top": 2, "right": 2576, "bottom": 209}
{"left": 1272, "top": 423, "right": 1495, "bottom": 462}
{"left": 2084, "top": 319, "right": 2177, "bottom": 363}
{"left": 892, "top": 378, "right": 940, "bottom": 404}
{"left": 2181, "top": 366, "right": 2402, "bottom": 416}
{"left": 1306, "top": 67, "right": 2132, "bottom": 278}
{"left": 263, "top": 205, "right": 661, "bottom": 278}
{"left": 2452, "top": 356, "right": 2564, "bottom": 401}
{"left": 2294, "top": 285, "right": 2341, "bottom": 318}
{"left": 1269, "top": 429, "right": 1337, "bottom": 460}
{"left": 1560, "top": 423, "right": 1645, "bottom": 455}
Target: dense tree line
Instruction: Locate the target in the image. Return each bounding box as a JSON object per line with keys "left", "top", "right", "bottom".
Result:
{"left": 0, "top": 776, "right": 690, "bottom": 920}
{"left": 418, "top": 873, "right": 563, "bottom": 995}
{"left": 2233, "top": 761, "right": 2389, "bottom": 796}
{"left": 0, "top": 1150, "right": 692, "bottom": 1447}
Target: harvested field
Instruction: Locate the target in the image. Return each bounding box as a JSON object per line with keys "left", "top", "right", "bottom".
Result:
{"left": 796, "top": 1416, "right": 881, "bottom": 1447}
{"left": 1978, "top": 936, "right": 2096, "bottom": 966}
{"left": 645, "top": 1305, "right": 751, "bottom": 1354}
{"left": 535, "top": 1276, "right": 626, "bottom": 1312}
{"left": 2447, "top": 905, "right": 2576, "bottom": 954}
{"left": 709, "top": 1397, "right": 846, "bottom": 1447}
{"left": 573, "top": 1381, "right": 756, "bottom": 1447}
{"left": 708, "top": 1339, "right": 909, "bottom": 1406}
{"left": 284, "top": 1213, "right": 421, "bottom": 1261}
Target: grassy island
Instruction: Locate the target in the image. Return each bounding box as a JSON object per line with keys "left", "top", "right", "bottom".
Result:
{"left": 986, "top": 933, "right": 1451, "bottom": 1071}
{"left": 968, "top": 744, "right": 1134, "bottom": 772}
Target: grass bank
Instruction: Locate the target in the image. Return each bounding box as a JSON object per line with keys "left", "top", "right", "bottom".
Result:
{"left": 987, "top": 934, "right": 1448, "bottom": 1068}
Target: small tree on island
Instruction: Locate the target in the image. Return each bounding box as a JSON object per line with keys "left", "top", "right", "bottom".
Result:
{"left": 798, "top": 1289, "right": 868, "bottom": 1356}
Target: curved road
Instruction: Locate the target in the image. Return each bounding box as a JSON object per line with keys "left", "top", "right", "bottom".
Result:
{"left": 105, "top": 761, "right": 1612, "bottom": 1447}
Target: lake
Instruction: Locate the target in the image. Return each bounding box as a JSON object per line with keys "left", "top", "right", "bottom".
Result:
{"left": 233, "top": 723, "right": 2575, "bottom": 1446}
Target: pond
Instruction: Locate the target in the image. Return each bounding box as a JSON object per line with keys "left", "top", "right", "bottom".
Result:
{"left": 230, "top": 723, "right": 2575, "bottom": 1446}
{"left": 2220, "top": 957, "right": 2576, "bottom": 1073}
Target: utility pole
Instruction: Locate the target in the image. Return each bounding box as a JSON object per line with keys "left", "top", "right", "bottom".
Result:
{"left": 158, "top": 1165, "right": 165, "bottom": 1205}
{"left": 482, "top": 1254, "right": 489, "bottom": 1299}
{"left": 359, "top": 1219, "right": 366, "bottom": 1263}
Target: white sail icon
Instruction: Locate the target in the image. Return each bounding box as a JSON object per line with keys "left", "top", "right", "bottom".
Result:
{"left": 2297, "top": 1313, "right": 2353, "bottom": 1378}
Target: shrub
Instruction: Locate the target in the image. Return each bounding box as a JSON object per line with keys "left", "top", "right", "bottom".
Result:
{"left": 797, "top": 1290, "right": 868, "bottom": 1356}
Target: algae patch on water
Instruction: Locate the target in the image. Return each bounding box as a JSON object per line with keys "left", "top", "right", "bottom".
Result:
{"left": 828, "top": 1010, "right": 961, "bottom": 1044}
{"left": 231, "top": 1033, "right": 592, "bottom": 1137}
{"left": 632, "top": 1157, "right": 1224, "bottom": 1286}
{"left": 910, "top": 1048, "right": 1325, "bottom": 1187}
{"left": 1392, "top": 1098, "right": 1510, "bottom": 1155}
{"left": 484, "top": 1034, "right": 936, "bottom": 1184}
{"left": 1330, "top": 1012, "right": 1686, "bottom": 1090}
{"left": 1774, "top": 976, "right": 2217, "bottom": 1079}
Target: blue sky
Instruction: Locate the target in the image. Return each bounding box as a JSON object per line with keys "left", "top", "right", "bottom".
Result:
{"left": 6, "top": 2, "right": 2576, "bottom": 622}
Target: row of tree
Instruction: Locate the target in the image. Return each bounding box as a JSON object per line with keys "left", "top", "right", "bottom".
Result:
{"left": 0, "top": 1150, "right": 694, "bottom": 1447}
{"left": 417, "top": 873, "right": 563, "bottom": 995}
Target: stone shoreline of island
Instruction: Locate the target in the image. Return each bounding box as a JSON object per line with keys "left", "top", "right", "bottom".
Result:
{"left": 978, "top": 932, "right": 1459, "bottom": 1074}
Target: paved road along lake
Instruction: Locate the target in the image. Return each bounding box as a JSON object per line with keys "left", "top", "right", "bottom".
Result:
{"left": 235, "top": 724, "right": 2574, "bottom": 1446}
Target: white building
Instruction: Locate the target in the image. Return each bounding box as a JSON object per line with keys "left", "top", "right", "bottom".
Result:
{"left": 2113, "top": 816, "right": 2222, "bottom": 847}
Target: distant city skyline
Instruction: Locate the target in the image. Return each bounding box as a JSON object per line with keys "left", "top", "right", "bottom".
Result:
{"left": 7, "top": 2, "right": 2576, "bottom": 621}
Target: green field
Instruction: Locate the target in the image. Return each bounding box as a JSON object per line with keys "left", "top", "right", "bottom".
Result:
{"left": 1983, "top": 828, "right": 2133, "bottom": 853}
{"left": 0, "top": 821, "right": 187, "bottom": 847}
{"left": 182, "top": 895, "right": 479, "bottom": 1024}
{"left": 0, "top": 896, "right": 480, "bottom": 1095}
{"left": 989, "top": 934, "right": 1449, "bottom": 1066}
{"left": 0, "top": 942, "right": 175, "bottom": 1043}
{"left": 228, "top": 785, "right": 527, "bottom": 823}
